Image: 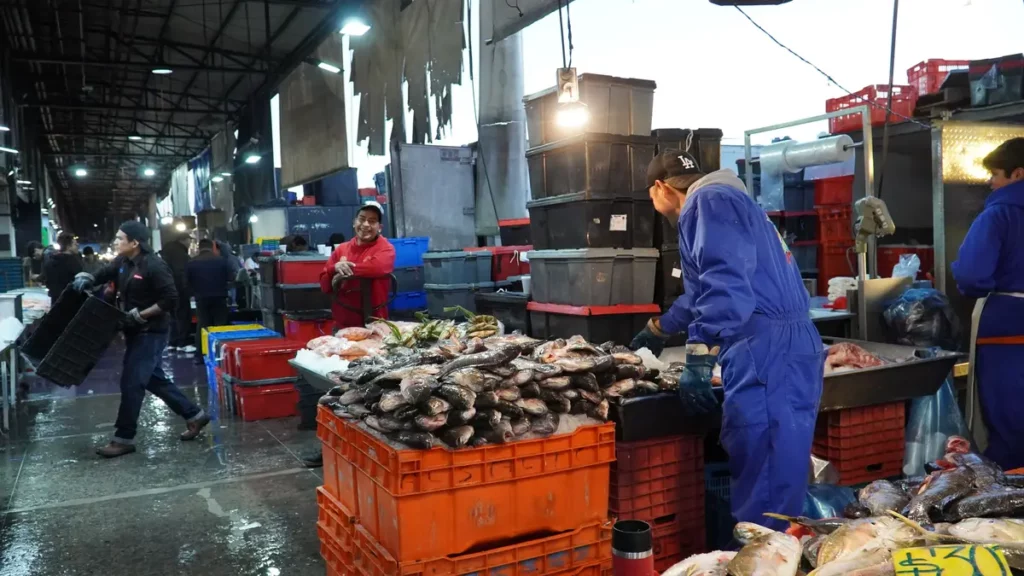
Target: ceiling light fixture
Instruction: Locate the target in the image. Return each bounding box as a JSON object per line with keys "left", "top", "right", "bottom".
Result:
{"left": 220, "top": 171, "right": 232, "bottom": 177}
{"left": 340, "top": 18, "right": 370, "bottom": 36}
{"left": 143, "top": 168, "right": 156, "bottom": 177}
{"left": 174, "top": 222, "right": 187, "bottom": 232}
{"left": 152, "top": 68, "right": 173, "bottom": 75}
{"left": 16, "top": 180, "right": 30, "bottom": 185}
{"left": 128, "top": 135, "right": 143, "bottom": 141}
{"left": 317, "top": 61, "right": 342, "bottom": 74}
{"left": 0, "top": 125, "right": 10, "bottom": 132}
{"left": 249, "top": 215, "right": 259, "bottom": 224}
{"left": 211, "top": 175, "right": 224, "bottom": 183}
{"left": 74, "top": 168, "right": 88, "bottom": 177}
{"left": 0, "top": 146, "right": 19, "bottom": 154}
{"left": 160, "top": 216, "right": 173, "bottom": 225}
{"left": 244, "top": 153, "right": 262, "bottom": 165}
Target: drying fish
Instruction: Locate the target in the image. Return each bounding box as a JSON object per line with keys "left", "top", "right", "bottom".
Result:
{"left": 604, "top": 378, "right": 636, "bottom": 398}
{"left": 365, "top": 415, "right": 409, "bottom": 433}
{"left": 421, "top": 396, "right": 451, "bottom": 416}
{"left": 362, "top": 384, "right": 384, "bottom": 405}
{"left": 515, "top": 398, "right": 549, "bottom": 416}
{"left": 389, "top": 430, "right": 435, "bottom": 449}
{"left": 520, "top": 382, "right": 541, "bottom": 398}
{"left": 474, "top": 391, "right": 501, "bottom": 408}
{"left": 446, "top": 368, "right": 501, "bottom": 392}
{"left": 440, "top": 425, "right": 475, "bottom": 448}
{"left": 399, "top": 375, "right": 439, "bottom": 405}
{"left": 661, "top": 552, "right": 736, "bottom": 576}
{"left": 539, "top": 376, "right": 572, "bottom": 390}
{"left": 579, "top": 389, "right": 603, "bottom": 405}
{"left": 495, "top": 386, "right": 521, "bottom": 402}
{"left": 546, "top": 397, "right": 571, "bottom": 414}
{"left": 510, "top": 418, "right": 531, "bottom": 437}
{"left": 436, "top": 384, "right": 476, "bottom": 410}
{"left": 486, "top": 364, "right": 516, "bottom": 378}
{"left": 734, "top": 522, "right": 776, "bottom": 545}
{"left": 727, "top": 529, "right": 801, "bottom": 576}
{"left": 473, "top": 409, "right": 502, "bottom": 428}
{"left": 447, "top": 407, "right": 476, "bottom": 426}
{"left": 570, "top": 372, "right": 601, "bottom": 393}
{"left": 947, "top": 488, "right": 1024, "bottom": 519}
{"left": 478, "top": 420, "right": 514, "bottom": 444}
{"left": 559, "top": 389, "right": 580, "bottom": 400}
{"left": 393, "top": 404, "right": 419, "bottom": 421}
{"left": 494, "top": 401, "right": 525, "bottom": 419}
{"left": 859, "top": 480, "right": 911, "bottom": 516}
{"left": 437, "top": 345, "right": 520, "bottom": 378}
{"left": 586, "top": 399, "right": 609, "bottom": 421}
{"left": 414, "top": 413, "right": 448, "bottom": 432}
{"left": 903, "top": 466, "right": 976, "bottom": 523}
{"left": 532, "top": 364, "right": 563, "bottom": 380}
{"left": 378, "top": 390, "right": 410, "bottom": 412}
{"left": 339, "top": 388, "right": 366, "bottom": 406}
{"left": 615, "top": 364, "right": 647, "bottom": 379}
{"left": 612, "top": 351, "right": 643, "bottom": 365}
{"left": 346, "top": 404, "right": 372, "bottom": 418}
{"left": 530, "top": 412, "right": 559, "bottom": 436}
{"left": 506, "top": 370, "right": 534, "bottom": 386}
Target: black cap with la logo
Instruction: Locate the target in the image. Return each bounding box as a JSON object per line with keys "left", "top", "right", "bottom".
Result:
{"left": 646, "top": 149, "right": 704, "bottom": 188}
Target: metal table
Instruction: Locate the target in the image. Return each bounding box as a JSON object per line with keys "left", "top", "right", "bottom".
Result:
{"left": 288, "top": 359, "right": 339, "bottom": 393}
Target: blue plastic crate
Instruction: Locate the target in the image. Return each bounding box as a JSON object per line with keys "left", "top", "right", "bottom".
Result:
{"left": 206, "top": 329, "right": 280, "bottom": 364}
{"left": 391, "top": 237, "right": 430, "bottom": 268}
{"left": 260, "top": 239, "right": 280, "bottom": 251}
{"left": 389, "top": 291, "right": 427, "bottom": 312}
{"left": 705, "top": 462, "right": 735, "bottom": 551}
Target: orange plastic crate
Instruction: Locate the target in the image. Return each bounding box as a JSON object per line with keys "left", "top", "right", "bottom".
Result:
{"left": 318, "top": 405, "right": 615, "bottom": 562}
{"left": 813, "top": 175, "right": 855, "bottom": 206}
{"left": 815, "top": 206, "right": 854, "bottom": 244}
{"left": 321, "top": 526, "right": 356, "bottom": 576}
{"left": 814, "top": 425, "right": 904, "bottom": 451}
{"left": 318, "top": 487, "right": 357, "bottom": 552}
{"left": 609, "top": 485, "right": 704, "bottom": 523}
{"left": 613, "top": 435, "right": 703, "bottom": 474}
{"left": 353, "top": 520, "right": 612, "bottom": 576}
{"left": 320, "top": 440, "right": 360, "bottom": 516}
{"left": 609, "top": 465, "right": 705, "bottom": 503}
{"left": 817, "top": 403, "right": 907, "bottom": 438}
{"left": 813, "top": 433, "right": 905, "bottom": 461}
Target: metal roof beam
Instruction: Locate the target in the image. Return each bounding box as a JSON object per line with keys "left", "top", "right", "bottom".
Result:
{"left": 23, "top": 102, "right": 230, "bottom": 114}
{"left": 44, "top": 132, "right": 207, "bottom": 140}
{"left": 10, "top": 53, "right": 267, "bottom": 74}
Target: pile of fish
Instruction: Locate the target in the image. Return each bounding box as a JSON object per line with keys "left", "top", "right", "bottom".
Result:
{"left": 317, "top": 333, "right": 680, "bottom": 450}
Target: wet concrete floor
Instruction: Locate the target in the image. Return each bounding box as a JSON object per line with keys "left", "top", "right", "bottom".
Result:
{"left": 0, "top": 341, "right": 326, "bottom": 576}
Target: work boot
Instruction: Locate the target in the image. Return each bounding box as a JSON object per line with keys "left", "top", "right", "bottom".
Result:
{"left": 96, "top": 442, "right": 136, "bottom": 458}
{"left": 180, "top": 413, "right": 211, "bottom": 441}
{"left": 302, "top": 449, "right": 323, "bottom": 468}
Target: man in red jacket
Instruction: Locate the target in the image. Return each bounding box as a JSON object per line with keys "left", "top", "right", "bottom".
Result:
{"left": 319, "top": 201, "right": 396, "bottom": 328}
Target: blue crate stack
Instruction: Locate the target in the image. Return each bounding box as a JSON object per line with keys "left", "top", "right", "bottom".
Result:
{"left": 389, "top": 238, "right": 429, "bottom": 318}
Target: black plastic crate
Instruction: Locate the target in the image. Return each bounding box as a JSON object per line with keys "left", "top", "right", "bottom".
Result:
{"left": 262, "top": 308, "right": 285, "bottom": 334}
{"left": 656, "top": 245, "right": 683, "bottom": 305}
{"left": 527, "top": 133, "right": 655, "bottom": 200}
{"left": 527, "top": 302, "right": 659, "bottom": 345}
{"left": 653, "top": 210, "right": 677, "bottom": 248}
{"left": 393, "top": 266, "right": 425, "bottom": 293}
{"left": 609, "top": 393, "right": 714, "bottom": 442}
{"left": 35, "top": 295, "right": 124, "bottom": 387}
{"left": 651, "top": 128, "right": 723, "bottom": 173}
{"left": 259, "top": 283, "right": 333, "bottom": 313}
{"left": 257, "top": 256, "right": 277, "bottom": 285}
{"left": 499, "top": 218, "right": 531, "bottom": 246}
{"left": 22, "top": 287, "right": 88, "bottom": 361}
{"left": 474, "top": 291, "right": 530, "bottom": 334}
{"left": 527, "top": 194, "right": 655, "bottom": 250}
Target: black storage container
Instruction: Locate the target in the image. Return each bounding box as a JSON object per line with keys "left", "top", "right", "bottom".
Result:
{"left": 257, "top": 256, "right": 277, "bottom": 285}
{"left": 261, "top": 308, "right": 285, "bottom": 334}
{"left": 527, "top": 133, "right": 655, "bottom": 200}
{"left": 651, "top": 128, "right": 724, "bottom": 173}
{"left": 969, "top": 53, "right": 1024, "bottom": 107}
{"left": 527, "top": 194, "right": 655, "bottom": 250}
{"left": 34, "top": 295, "right": 125, "bottom": 387}
{"left": 498, "top": 218, "right": 531, "bottom": 246}
{"left": 653, "top": 209, "right": 677, "bottom": 248}
{"left": 527, "top": 302, "right": 660, "bottom": 345}
{"left": 260, "top": 283, "right": 333, "bottom": 313}
{"left": 23, "top": 287, "right": 87, "bottom": 361}
{"left": 393, "top": 266, "right": 425, "bottom": 293}
{"left": 610, "top": 394, "right": 714, "bottom": 441}
{"left": 475, "top": 291, "right": 530, "bottom": 334}
{"left": 655, "top": 244, "right": 683, "bottom": 305}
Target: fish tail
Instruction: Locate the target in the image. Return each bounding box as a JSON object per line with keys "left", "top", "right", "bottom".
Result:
{"left": 884, "top": 511, "right": 952, "bottom": 542}
{"left": 763, "top": 512, "right": 801, "bottom": 523}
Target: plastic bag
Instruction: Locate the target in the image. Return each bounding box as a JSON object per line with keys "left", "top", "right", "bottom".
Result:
{"left": 892, "top": 253, "right": 921, "bottom": 279}
{"left": 802, "top": 484, "right": 857, "bottom": 519}
{"left": 882, "top": 288, "right": 962, "bottom": 350}
{"left": 903, "top": 350, "right": 971, "bottom": 476}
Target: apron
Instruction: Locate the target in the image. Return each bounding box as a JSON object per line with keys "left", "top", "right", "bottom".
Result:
{"left": 965, "top": 291, "right": 1024, "bottom": 452}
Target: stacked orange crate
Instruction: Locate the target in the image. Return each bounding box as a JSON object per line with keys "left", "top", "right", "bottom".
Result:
{"left": 813, "top": 403, "right": 906, "bottom": 485}
{"left": 813, "top": 176, "right": 856, "bottom": 296}
{"left": 608, "top": 435, "right": 706, "bottom": 572}
{"left": 316, "top": 405, "right": 616, "bottom": 576}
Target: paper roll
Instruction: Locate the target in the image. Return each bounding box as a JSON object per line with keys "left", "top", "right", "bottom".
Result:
{"left": 760, "top": 135, "right": 855, "bottom": 175}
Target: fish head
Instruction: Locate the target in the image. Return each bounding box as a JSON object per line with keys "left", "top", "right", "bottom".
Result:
{"left": 734, "top": 522, "right": 777, "bottom": 544}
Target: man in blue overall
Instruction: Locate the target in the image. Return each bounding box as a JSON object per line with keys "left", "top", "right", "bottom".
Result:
{"left": 952, "top": 137, "right": 1024, "bottom": 470}
{"left": 631, "top": 151, "right": 824, "bottom": 530}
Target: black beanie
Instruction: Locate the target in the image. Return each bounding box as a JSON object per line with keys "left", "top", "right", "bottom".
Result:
{"left": 119, "top": 221, "right": 151, "bottom": 249}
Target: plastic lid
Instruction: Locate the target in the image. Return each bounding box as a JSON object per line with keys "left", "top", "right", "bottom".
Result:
{"left": 527, "top": 248, "right": 656, "bottom": 259}
{"left": 424, "top": 282, "right": 496, "bottom": 290}
{"left": 423, "top": 251, "right": 470, "bottom": 259}
{"left": 275, "top": 283, "right": 323, "bottom": 289}
{"left": 526, "top": 302, "right": 661, "bottom": 316}
{"left": 612, "top": 520, "right": 652, "bottom": 554}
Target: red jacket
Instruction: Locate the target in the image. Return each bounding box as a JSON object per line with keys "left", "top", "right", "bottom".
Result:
{"left": 319, "top": 236, "right": 396, "bottom": 328}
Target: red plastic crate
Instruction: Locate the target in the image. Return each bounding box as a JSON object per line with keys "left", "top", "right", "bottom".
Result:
{"left": 650, "top": 515, "right": 705, "bottom": 570}
{"left": 609, "top": 482, "right": 704, "bottom": 523}
{"left": 826, "top": 85, "right": 917, "bottom": 134}
{"left": 816, "top": 206, "right": 854, "bottom": 243}
{"left": 235, "top": 383, "right": 298, "bottom": 421}
{"left": 276, "top": 258, "right": 328, "bottom": 284}
{"left": 301, "top": 195, "right": 317, "bottom": 206}
{"left": 232, "top": 339, "right": 304, "bottom": 381}
{"left": 375, "top": 195, "right": 387, "bottom": 204}
{"left": 464, "top": 245, "right": 533, "bottom": 282}
{"left": 830, "top": 453, "right": 905, "bottom": 486}
{"left": 907, "top": 59, "right": 970, "bottom": 96}
{"left": 817, "top": 242, "right": 855, "bottom": 296}
{"left": 283, "top": 315, "right": 336, "bottom": 344}
{"left": 613, "top": 435, "right": 703, "bottom": 473}
{"left": 358, "top": 187, "right": 377, "bottom": 197}
{"left": 814, "top": 425, "right": 904, "bottom": 450}
{"left": 221, "top": 339, "right": 292, "bottom": 377}
{"left": 814, "top": 175, "right": 854, "bottom": 206}
{"left": 817, "top": 402, "right": 906, "bottom": 436}
{"left": 877, "top": 245, "right": 933, "bottom": 279}
{"left": 813, "top": 430, "right": 905, "bottom": 461}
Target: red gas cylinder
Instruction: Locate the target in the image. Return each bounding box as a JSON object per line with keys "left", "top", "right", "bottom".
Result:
{"left": 612, "top": 520, "right": 657, "bottom": 576}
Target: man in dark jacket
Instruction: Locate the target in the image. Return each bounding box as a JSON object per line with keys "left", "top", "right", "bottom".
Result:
{"left": 186, "top": 239, "right": 234, "bottom": 362}
{"left": 73, "top": 221, "right": 210, "bottom": 458}
{"left": 41, "top": 232, "right": 83, "bottom": 300}
{"left": 160, "top": 233, "right": 192, "bottom": 351}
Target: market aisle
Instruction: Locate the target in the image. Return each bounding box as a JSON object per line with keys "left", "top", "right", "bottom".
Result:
{"left": 0, "top": 343, "right": 325, "bottom": 576}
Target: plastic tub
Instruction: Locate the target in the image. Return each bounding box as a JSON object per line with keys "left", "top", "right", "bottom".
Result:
{"left": 523, "top": 73, "right": 656, "bottom": 148}
{"left": 260, "top": 283, "right": 333, "bottom": 312}
{"left": 528, "top": 194, "right": 655, "bottom": 250}
{"left": 422, "top": 251, "right": 492, "bottom": 284}
{"left": 463, "top": 245, "right": 532, "bottom": 282}
{"left": 527, "top": 133, "right": 655, "bottom": 200}
{"left": 22, "top": 287, "right": 88, "bottom": 361}
{"left": 235, "top": 382, "right": 299, "bottom": 421}
{"left": 390, "top": 237, "right": 430, "bottom": 268}
{"left": 498, "top": 218, "right": 531, "bottom": 245}
{"left": 282, "top": 312, "right": 335, "bottom": 343}
{"left": 651, "top": 128, "right": 724, "bottom": 173}
{"left": 655, "top": 245, "right": 683, "bottom": 305}
{"left": 276, "top": 255, "right": 328, "bottom": 284}
{"left": 527, "top": 302, "right": 661, "bottom": 345}
{"left": 474, "top": 291, "right": 530, "bottom": 334}
{"left": 424, "top": 282, "right": 498, "bottom": 318}
{"left": 392, "top": 266, "right": 424, "bottom": 292}
{"left": 528, "top": 248, "right": 658, "bottom": 306}
{"left": 389, "top": 291, "right": 427, "bottom": 313}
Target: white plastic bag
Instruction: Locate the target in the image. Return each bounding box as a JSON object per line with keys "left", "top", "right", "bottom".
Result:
{"left": 892, "top": 253, "right": 921, "bottom": 279}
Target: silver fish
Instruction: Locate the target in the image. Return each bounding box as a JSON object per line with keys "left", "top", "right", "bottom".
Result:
{"left": 378, "top": 390, "right": 409, "bottom": 412}
{"left": 339, "top": 388, "right": 366, "bottom": 406}
{"left": 446, "top": 368, "right": 501, "bottom": 393}
{"left": 486, "top": 364, "right": 516, "bottom": 378}
{"left": 446, "top": 407, "right": 476, "bottom": 425}
{"left": 414, "top": 413, "right": 448, "bottom": 432}
{"left": 515, "top": 398, "right": 549, "bottom": 416}
{"left": 365, "top": 415, "right": 409, "bottom": 433}
{"left": 400, "top": 375, "right": 439, "bottom": 405}
{"left": 437, "top": 346, "right": 521, "bottom": 378}
{"left": 612, "top": 351, "right": 643, "bottom": 365}
{"left": 436, "top": 384, "right": 476, "bottom": 411}
{"left": 510, "top": 418, "right": 531, "bottom": 436}
{"left": 506, "top": 370, "right": 534, "bottom": 386}
{"left": 539, "top": 376, "right": 572, "bottom": 390}
{"left": 421, "top": 396, "right": 451, "bottom": 416}
{"left": 440, "top": 425, "right": 475, "bottom": 448}
{"left": 496, "top": 386, "right": 522, "bottom": 402}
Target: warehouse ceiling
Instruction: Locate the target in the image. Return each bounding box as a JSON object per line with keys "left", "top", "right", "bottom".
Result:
{"left": 0, "top": 0, "right": 353, "bottom": 233}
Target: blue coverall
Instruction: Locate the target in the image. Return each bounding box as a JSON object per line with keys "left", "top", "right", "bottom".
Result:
{"left": 658, "top": 172, "right": 823, "bottom": 530}
{"left": 951, "top": 179, "right": 1024, "bottom": 470}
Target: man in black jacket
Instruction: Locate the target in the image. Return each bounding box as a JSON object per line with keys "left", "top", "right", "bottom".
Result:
{"left": 160, "top": 233, "right": 192, "bottom": 351}
{"left": 74, "top": 221, "right": 210, "bottom": 458}
{"left": 41, "top": 232, "right": 83, "bottom": 300}
{"left": 186, "top": 239, "right": 233, "bottom": 362}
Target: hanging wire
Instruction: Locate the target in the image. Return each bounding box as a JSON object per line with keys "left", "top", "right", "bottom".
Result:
{"left": 875, "top": 0, "right": 900, "bottom": 200}
{"left": 565, "top": 0, "right": 573, "bottom": 68}
{"left": 556, "top": 0, "right": 567, "bottom": 69}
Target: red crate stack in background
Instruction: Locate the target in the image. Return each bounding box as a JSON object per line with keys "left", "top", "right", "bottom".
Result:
{"left": 609, "top": 435, "right": 705, "bottom": 571}
{"left": 813, "top": 403, "right": 906, "bottom": 485}
{"left": 812, "top": 175, "right": 856, "bottom": 296}
{"left": 826, "top": 85, "right": 917, "bottom": 134}
{"left": 907, "top": 59, "right": 970, "bottom": 96}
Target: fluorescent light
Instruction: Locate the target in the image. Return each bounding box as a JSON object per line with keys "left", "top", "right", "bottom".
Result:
{"left": 244, "top": 153, "right": 262, "bottom": 165}
{"left": 160, "top": 216, "right": 173, "bottom": 225}
{"left": 128, "top": 135, "right": 143, "bottom": 141}
{"left": 249, "top": 215, "right": 259, "bottom": 223}
{"left": 93, "top": 224, "right": 98, "bottom": 228}
{"left": 143, "top": 168, "right": 156, "bottom": 177}
{"left": 340, "top": 19, "right": 370, "bottom": 36}
{"left": 0, "top": 146, "right": 19, "bottom": 154}
{"left": 74, "top": 168, "right": 88, "bottom": 177}
{"left": 174, "top": 222, "right": 187, "bottom": 232}
{"left": 16, "top": 180, "right": 30, "bottom": 185}
{"left": 220, "top": 171, "right": 232, "bottom": 177}
{"left": 211, "top": 175, "right": 224, "bottom": 183}
{"left": 0, "top": 126, "right": 9, "bottom": 132}
{"left": 317, "top": 61, "right": 342, "bottom": 74}
{"left": 152, "top": 68, "right": 173, "bottom": 75}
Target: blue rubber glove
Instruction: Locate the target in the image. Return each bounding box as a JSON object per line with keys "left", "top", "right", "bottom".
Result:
{"left": 72, "top": 272, "right": 94, "bottom": 293}
{"left": 629, "top": 318, "right": 670, "bottom": 356}
{"left": 678, "top": 343, "right": 719, "bottom": 416}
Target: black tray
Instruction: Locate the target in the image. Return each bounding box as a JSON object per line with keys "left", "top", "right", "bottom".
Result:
{"left": 35, "top": 295, "right": 125, "bottom": 387}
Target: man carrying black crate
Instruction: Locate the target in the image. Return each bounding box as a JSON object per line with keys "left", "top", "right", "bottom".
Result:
{"left": 73, "top": 221, "right": 211, "bottom": 458}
